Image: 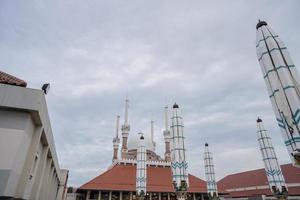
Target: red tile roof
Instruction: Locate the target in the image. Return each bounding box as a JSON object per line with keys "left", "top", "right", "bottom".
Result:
{"left": 79, "top": 164, "right": 207, "bottom": 193}
{"left": 0, "top": 70, "right": 27, "bottom": 87}
{"left": 217, "top": 164, "right": 300, "bottom": 197}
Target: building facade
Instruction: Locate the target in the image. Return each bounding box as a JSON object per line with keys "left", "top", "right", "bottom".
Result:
{"left": 218, "top": 164, "right": 300, "bottom": 200}
{"left": 0, "top": 71, "right": 68, "bottom": 200}
{"left": 78, "top": 160, "right": 209, "bottom": 200}
{"left": 77, "top": 102, "right": 216, "bottom": 200}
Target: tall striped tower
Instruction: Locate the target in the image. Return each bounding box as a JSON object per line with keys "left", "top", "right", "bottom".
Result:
{"left": 257, "top": 118, "right": 288, "bottom": 199}
{"left": 170, "top": 103, "right": 188, "bottom": 200}
{"left": 121, "top": 97, "right": 130, "bottom": 159}
{"left": 112, "top": 115, "right": 120, "bottom": 161}
{"left": 136, "top": 133, "right": 147, "bottom": 199}
{"left": 256, "top": 20, "right": 300, "bottom": 167}
{"left": 163, "top": 106, "right": 171, "bottom": 162}
{"left": 204, "top": 143, "right": 219, "bottom": 200}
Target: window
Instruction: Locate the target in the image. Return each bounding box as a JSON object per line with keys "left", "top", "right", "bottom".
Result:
{"left": 29, "top": 154, "right": 39, "bottom": 180}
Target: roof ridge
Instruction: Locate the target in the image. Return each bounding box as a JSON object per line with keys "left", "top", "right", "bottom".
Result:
{"left": 230, "top": 163, "right": 291, "bottom": 176}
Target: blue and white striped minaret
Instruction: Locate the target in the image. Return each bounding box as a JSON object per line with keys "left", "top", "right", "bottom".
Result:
{"left": 257, "top": 118, "right": 288, "bottom": 199}
{"left": 256, "top": 20, "right": 300, "bottom": 167}
{"left": 204, "top": 143, "right": 219, "bottom": 200}
{"left": 136, "top": 133, "right": 147, "bottom": 199}
{"left": 170, "top": 103, "right": 188, "bottom": 199}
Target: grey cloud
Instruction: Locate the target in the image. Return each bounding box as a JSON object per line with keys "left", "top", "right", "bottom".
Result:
{"left": 0, "top": 0, "right": 299, "bottom": 186}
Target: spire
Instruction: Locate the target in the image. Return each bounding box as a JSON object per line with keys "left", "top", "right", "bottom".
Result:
{"left": 136, "top": 132, "right": 147, "bottom": 198}
{"left": 170, "top": 103, "right": 188, "bottom": 199}
{"left": 164, "top": 106, "right": 169, "bottom": 130}
{"left": 151, "top": 120, "right": 156, "bottom": 152}
{"left": 256, "top": 118, "right": 288, "bottom": 198}
{"left": 204, "top": 143, "right": 219, "bottom": 199}
{"left": 121, "top": 97, "right": 130, "bottom": 159}
{"left": 112, "top": 115, "right": 121, "bottom": 161}
{"left": 163, "top": 106, "right": 171, "bottom": 162}
{"left": 256, "top": 20, "right": 300, "bottom": 167}
{"left": 124, "top": 97, "right": 129, "bottom": 125}
{"left": 115, "top": 115, "right": 120, "bottom": 138}
{"left": 151, "top": 120, "right": 154, "bottom": 141}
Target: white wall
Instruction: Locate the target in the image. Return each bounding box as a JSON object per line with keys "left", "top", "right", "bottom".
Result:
{"left": 0, "top": 83, "right": 67, "bottom": 200}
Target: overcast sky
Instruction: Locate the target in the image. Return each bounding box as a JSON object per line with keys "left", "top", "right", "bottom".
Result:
{"left": 1, "top": 0, "right": 300, "bottom": 187}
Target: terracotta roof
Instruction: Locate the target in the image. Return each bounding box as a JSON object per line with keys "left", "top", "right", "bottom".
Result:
{"left": 218, "top": 164, "right": 300, "bottom": 197}
{"left": 79, "top": 164, "right": 207, "bottom": 193}
{"left": 222, "top": 187, "right": 300, "bottom": 198}
{"left": 0, "top": 70, "right": 27, "bottom": 87}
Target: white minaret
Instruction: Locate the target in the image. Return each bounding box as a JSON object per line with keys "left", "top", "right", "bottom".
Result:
{"left": 163, "top": 106, "right": 171, "bottom": 162}
{"left": 257, "top": 118, "right": 288, "bottom": 199}
{"left": 121, "top": 97, "right": 130, "bottom": 159}
{"left": 136, "top": 133, "right": 147, "bottom": 199}
{"left": 170, "top": 103, "right": 188, "bottom": 200}
{"left": 150, "top": 120, "right": 156, "bottom": 152}
{"left": 256, "top": 20, "right": 300, "bottom": 167}
{"left": 204, "top": 143, "right": 219, "bottom": 200}
{"left": 112, "top": 115, "right": 120, "bottom": 161}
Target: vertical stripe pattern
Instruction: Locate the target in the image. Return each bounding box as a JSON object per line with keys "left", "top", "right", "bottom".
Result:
{"left": 136, "top": 134, "right": 147, "bottom": 196}
{"left": 257, "top": 119, "right": 287, "bottom": 194}
{"left": 170, "top": 104, "right": 189, "bottom": 190}
{"left": 204, "top": 144, "right": 218, "bottom": 197}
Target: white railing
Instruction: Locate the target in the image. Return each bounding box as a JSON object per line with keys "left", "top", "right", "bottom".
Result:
{"left": 108, "top": 159, "right": 171, "bottom": 169}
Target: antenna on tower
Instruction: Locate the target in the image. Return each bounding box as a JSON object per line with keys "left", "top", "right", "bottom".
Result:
{"left": 115, "top": 115, "right": 120, "bottom": 138}
{"left": 124, "top": 97, "right": 129, "bottom": 125}
{"left": 164, "top": 106, "right": 169, "bottom": 130}
{"left": 151, "top": 120, "right": 154, "bottom": 142}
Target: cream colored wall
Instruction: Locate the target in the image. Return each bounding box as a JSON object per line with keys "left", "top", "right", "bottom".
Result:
{"left": 0, "top": 83, "right": 68, "bottom": 200}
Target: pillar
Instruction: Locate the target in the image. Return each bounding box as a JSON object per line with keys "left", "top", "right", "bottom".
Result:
{"left": 98, "top": 191, "right": 101, "bottom": 200}
{"left": 119, "top": 191, "right": 122, "bottom": 200}
{"left": 193, "top": 193, "right": 196, "bottom": 200}
{"left": 130, "top": 192, "right": 133, "bottom": 200}
{"left": 167, "top": 193, "right": 170, "bottom": 200}
{"left": 45, "top": 165, "right": 55, "bottom": 199}
{"left": 32, "top": 145, "right": 49, "bottom": 199}
{"left": 86, "top": 190, "right": 90, "bottom": 200}
{"left": 15, "top": 126, "right": 43, "bottom": 198}
{"left": 109, "top": 191, "right": 112, "bottom": 200}
{"left": 159, "top": 193, "right": 161, "bottom": 200}
{"left": 41, "top": 158, "right": 52, "bottom": 200}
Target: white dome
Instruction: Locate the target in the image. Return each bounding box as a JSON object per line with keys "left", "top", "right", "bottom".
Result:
{"left": 127, "top": 133, "right": 155, "bottom": 151}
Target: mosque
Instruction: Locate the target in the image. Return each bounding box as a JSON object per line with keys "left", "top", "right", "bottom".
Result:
{"left": 2, "top": 19, "right": 300, "bottom": 200}
{"left": 77, "top": 99, "right": 216, "bottom": 200}
{"left": 74, "top": 20, "right": 300, "bottom": 200}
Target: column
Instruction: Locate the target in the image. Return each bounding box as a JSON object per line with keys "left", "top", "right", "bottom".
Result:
{"left": 15, "top": 126, "right": 43, "bottom": 197}
{"left": 193, "top": 193, "right": 196, "bottom": 200}
{"left": 119, "top": 191, "right": 122, "bottom": 200}
{"left": 41, "top": 158, "right": 52, "bottom": 200}
{"left": 32, "top": 145, "right": 49, "bottom": 199}
{"left": 109, "top": 191, "right": 112, "bottom": 200}
{"left": 130, "top": 192, "right": 133, "bottom": 200}
{"left": 167, "top": 193, "right": 170, "bottom": 200}
{"left": 149, "top": 193, "right": 152, "bottom": 200}
{"left": 98, "top": 191, "right": 101, "bottom": 200}
{"left": 201, "top": 194, "right": 203, "bottom": 200}
{"left": 159, "top": 193, "right": 161, "bottom": 200}
{"left": 86, "top": 190, "right": 90, "bottom": 200}
{"left": 45, "top": 165, "right": 55, "bottom": 199}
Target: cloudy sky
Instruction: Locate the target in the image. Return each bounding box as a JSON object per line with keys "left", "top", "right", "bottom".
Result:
{"left": 1, "top": 0, "right": 300, "bottom": 187}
